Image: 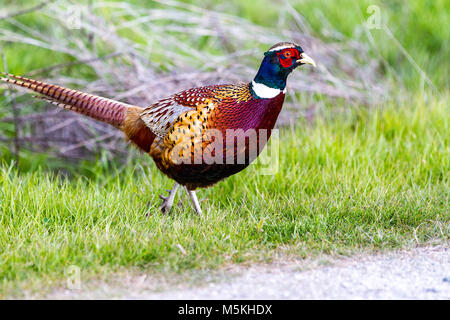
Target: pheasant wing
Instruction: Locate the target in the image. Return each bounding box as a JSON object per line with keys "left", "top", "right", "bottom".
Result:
{"left": 140, "top": 98, "right": 194, "bottom": 138}
{"left": 140, "top": 85, "right": 221, "bottom": 138}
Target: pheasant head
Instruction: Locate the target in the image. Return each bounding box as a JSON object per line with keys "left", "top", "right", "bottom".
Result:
{"left": 251, "top": 42, "right": 316, "bottom": 98}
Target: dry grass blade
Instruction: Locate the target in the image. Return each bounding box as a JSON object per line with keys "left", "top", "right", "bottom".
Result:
{"left": 0, "top": 0, "right": 53, "bottom": 21}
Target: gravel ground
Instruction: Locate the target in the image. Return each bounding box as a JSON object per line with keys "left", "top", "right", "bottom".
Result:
{"left": 44, "top": 245, "right": 449, "bottom": 300}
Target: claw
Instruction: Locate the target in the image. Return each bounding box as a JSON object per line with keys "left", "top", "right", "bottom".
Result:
{"left": 158, "top": 183, "right": 179, "bottom": 214}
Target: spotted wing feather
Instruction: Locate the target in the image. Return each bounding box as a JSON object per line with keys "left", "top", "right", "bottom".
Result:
{"left": 140, "top": 98, "right": 194, "bottom": 138}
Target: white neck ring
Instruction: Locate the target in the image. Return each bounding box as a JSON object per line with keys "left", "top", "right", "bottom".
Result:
{"left": 251, "top": 81, "right": 286, "bottom": 98}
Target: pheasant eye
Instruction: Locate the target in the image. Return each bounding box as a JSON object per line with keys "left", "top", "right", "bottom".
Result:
{"left": 284, "top": 51, "right": 291, "bottom": 58}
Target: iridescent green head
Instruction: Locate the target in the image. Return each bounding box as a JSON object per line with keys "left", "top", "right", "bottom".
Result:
{"left": 253, "top": 42, "right": 316, "bottom": 91}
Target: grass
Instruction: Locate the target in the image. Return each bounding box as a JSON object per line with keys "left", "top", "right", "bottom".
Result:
{"left": 0, "top": 93, "right": 448, "bottom": 296}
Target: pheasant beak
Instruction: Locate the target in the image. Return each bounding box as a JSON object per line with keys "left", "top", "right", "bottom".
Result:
{"left": 297, "top": 53, "right": 316, "bottom": 67}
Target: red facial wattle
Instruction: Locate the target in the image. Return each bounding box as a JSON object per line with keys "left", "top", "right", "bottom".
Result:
{"left": 276, "top": 48, "right": 300, "bottom": 68}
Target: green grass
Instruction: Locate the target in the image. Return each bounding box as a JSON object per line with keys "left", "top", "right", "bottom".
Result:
{"left": 0, "top": 94, "right": 448, "bottom": 296}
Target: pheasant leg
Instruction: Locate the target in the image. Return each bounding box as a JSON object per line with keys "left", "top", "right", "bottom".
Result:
{"left": 159, "top": 182, "right": 179, "bottom": 214}
{"left": 186, "top": 188, "right": 203, "bottom": 216}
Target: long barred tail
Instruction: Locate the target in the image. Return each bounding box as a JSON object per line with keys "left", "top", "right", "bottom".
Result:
{"left": 0, "top": 72, "right": 155, "bottom": 152}
{"left": 0, "top": 72, "right": 140, "bottom": 128}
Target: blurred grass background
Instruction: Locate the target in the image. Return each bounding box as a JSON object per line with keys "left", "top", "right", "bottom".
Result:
{"left": 0, "top": 0, "right": 448, "bottom": 296}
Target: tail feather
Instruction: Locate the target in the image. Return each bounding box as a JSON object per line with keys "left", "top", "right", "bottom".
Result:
{"left": 1, "top": 72, "right": 156, "bottom": 152}
{"left": 0, "top": 72, "right": 136, "bottom": 128}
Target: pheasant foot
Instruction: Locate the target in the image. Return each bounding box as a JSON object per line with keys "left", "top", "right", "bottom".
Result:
{"left": 159, "top": 182, "right": 179, "bottom": 214}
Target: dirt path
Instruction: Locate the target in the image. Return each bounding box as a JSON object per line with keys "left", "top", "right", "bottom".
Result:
{"left": 43, "top": 245, "right": 449, "bottom": 299}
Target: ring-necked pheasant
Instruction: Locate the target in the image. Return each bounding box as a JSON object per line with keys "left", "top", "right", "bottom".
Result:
{"left": 0, "top": 42, "right": 315, "bottom": 215}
